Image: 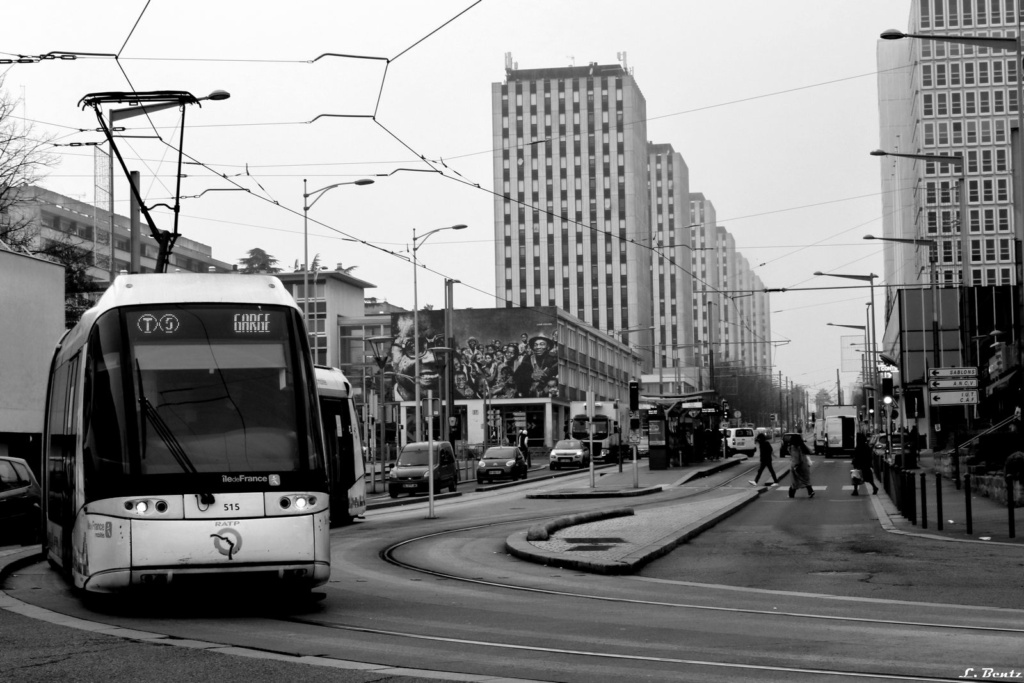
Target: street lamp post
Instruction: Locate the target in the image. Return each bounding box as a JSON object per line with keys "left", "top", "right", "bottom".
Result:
{"left": 366, "top": 335, "right": 393, "bottom": 493}
{"left": 412, "top": 224, "right": 468, "bottom": 443}
{"left": 815, "top": 271, "right": 879, "bottom": 430}
{"left": 869, "top": 150, "right": 966, "bottom": 285}
{"left": 864, "top": 235, "right": 940, "bottom": 369}
{"left": 866, "top": 234, "right": 940, "bottom": 449}
{"left": 302, "top": 178, "right": 374, "bottom": 355}
{"left": 828, "top": 322, "right": 870, "bottom": 429}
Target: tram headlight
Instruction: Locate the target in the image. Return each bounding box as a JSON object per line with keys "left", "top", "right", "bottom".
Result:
{"left": 122, "top": 498, "right": 169, "bottom": 516}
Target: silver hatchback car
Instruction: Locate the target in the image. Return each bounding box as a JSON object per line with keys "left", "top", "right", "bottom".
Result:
{"left": 549, "top": 439, "right": 590, "bottom": 470}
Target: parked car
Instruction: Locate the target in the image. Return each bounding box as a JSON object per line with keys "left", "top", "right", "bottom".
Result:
{"left": 870, "top": 433, "right": 903, "bottom": 464}
{"left": 549, "top": 439, "right": 590, "bottom": 470}
{"left": 388, "top": 441, "right": 459, "bottom": 498}
{"left": 0, "top": 456, "right": 41, "bottom": 545}
{"left": 476, "top": 446, "right": 528, "bottom": 484}
{"left": 724, "top": 427, "right": 757, "bottom": 457}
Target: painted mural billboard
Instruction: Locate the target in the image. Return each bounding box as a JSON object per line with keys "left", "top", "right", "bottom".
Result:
{"left": 386, "top": 307, "right": 561, "bottom": 402}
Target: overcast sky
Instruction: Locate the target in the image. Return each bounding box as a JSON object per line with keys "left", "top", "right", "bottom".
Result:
{"left": 4, "top": 0, "right": 912, "bottom": 400}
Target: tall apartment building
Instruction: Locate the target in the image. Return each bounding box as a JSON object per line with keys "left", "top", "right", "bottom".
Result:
{"left": 877, "top": 1, "right": 1019, "bottom": 291}
{"left": 689, "top": 194, "right": 771, "bottom": 381}
{"left": 491, "top": 58, "right": 654, "bottom": 369}
{"left": 689, "top": 194, "right": 720, "bottom": 377}
{"left": 648, "top": 143, "right": 695, "bottom": 370}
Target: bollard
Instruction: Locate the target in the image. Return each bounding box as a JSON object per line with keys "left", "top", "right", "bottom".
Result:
{"left": 1007, "top": 474, "right": 1016, "bottom": 540}
{"left": 964, "top": 473, "right": 972, "bottom": 536}
{"left": 935, "top": 473, "right": 943, "bottom": 531}
{"left": 919, "top": 472, "right": 928, "bottom": 530}
{"left": 953, "top": 439, "right": 961, "bottom": 490}
{"left": 907, "top": 471, "right": 917, "bottom": 525}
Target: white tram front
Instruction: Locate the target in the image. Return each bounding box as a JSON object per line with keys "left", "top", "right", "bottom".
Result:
{"left": 42, "top": 274, "right": 330, "bottom": 593}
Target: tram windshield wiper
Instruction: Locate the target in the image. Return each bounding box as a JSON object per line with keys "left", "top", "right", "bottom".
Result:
{"left": 136, "top": 360, "right": 198, "bottom": 475}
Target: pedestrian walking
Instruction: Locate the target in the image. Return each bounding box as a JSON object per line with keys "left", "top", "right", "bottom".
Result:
{"left": 517, "top": 428, "right": 531, "bottom": 467}
{"left": 850, "top": 433, "right": 879, "bottom": 496}
{"left": 784, "top": 433, "right": 815, "bottom": 498}
{"left": 749, "top": 432, "right": 779, "bottom": 487}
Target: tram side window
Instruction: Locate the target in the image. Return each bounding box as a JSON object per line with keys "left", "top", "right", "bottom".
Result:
{"left": 46, "top": 358, "right": 78, "bottom": 522}
{"left": 83, "top": 318, "right": 130, "bottom": 485}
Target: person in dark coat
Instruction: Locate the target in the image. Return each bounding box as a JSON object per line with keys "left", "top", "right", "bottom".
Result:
{"left": 851, "top": 433, "right": 879, "bottom": 495}
{"left": 785, "top": 433, "right": 815, "bottom": 498}
{"left": 749, "top": 432, "right": 779, "bottom": 487}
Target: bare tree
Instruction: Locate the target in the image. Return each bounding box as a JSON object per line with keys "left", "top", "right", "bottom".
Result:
{"left": 0, "top": 74, "right": 58, "bottom": 251}
{"left": 0, "top": 75, "right": 98, "bottom": 326}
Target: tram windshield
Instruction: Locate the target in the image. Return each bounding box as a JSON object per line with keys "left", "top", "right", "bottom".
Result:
{"left": 82, "top": 304, "right": 322, "bottom": 491}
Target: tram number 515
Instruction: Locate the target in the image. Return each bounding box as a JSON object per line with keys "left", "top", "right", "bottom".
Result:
{"left": 223, "top": 503, "right": 240, "bottom": 512}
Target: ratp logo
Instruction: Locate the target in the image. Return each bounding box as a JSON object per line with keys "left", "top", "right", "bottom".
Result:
{"left": 210, "top": 528, "right": 242, "bottom": 560}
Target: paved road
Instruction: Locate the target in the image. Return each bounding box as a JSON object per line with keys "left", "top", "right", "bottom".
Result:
{"left": 3, "top": 453, "right": 1022, "bottom": 682}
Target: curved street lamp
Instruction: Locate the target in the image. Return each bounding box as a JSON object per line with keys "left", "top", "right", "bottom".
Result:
{"left": 815, "top": 271, "right": 879, "bottom": 431}
{"left": 412, "top": 224, "right": 468, "bottom": 447}
{"left": 302, "top": 178, "right": 374, "bottom": 360}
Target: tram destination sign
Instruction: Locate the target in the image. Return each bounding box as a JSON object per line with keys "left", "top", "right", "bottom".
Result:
{"left": 928, "top": 367, "right": 978, "bottom": 379}
{"left": 928, "top": 378, "right": 979, "bottom": 390}
{"left": 929, "top": 389, "right": 979, "bottom": 405}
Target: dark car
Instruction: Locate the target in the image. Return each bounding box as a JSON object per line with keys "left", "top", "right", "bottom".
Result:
{"left": 388, "top": 441, "right": 459, "bottom": 498}
{"left": 0, "top": 456, "right": 41, "bottom": 545}
{"left": 476, "top": 446, "right": 528, "bottom": 484}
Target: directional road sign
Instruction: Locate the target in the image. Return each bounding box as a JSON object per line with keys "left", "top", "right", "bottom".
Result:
{"left": 929, "top": 390, "right": 979, "bottom": 405}
{"left": 929, "top": 378, "right": 979, "bottom": 390}
{"left": 928, "top": 367, "right": 978, "bottom": 378}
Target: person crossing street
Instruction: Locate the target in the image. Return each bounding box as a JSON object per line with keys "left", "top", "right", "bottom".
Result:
{"left": 749, "top": 432, "right": 780, "bottom": 487}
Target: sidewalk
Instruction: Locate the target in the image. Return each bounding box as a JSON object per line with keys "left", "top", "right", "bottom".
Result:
{"left": 507, "top": 449, "right": 1024, "bottom": 575}
{"left": 506, "top": 454, "right": 791, "bottom": 574}
{"left": 874, "top": 450, "right": 1024, "bottom": 546}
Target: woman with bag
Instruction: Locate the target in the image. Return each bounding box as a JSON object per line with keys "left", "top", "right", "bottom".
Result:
{"left": 785, "top": 433, "right": 815, "bottom": 498}
{"left": 851, "top": 433, "right": 878, "bottom": 495}
{"left": 749, "top": 432, "right": 779, "bottom": 487}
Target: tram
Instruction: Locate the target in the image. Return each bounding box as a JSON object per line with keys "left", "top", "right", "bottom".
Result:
{"left": 42, "top": 274, "right": 331, "bottom": 593}
{"left": 314, "top": 366, "right": 366, "bottom": 525}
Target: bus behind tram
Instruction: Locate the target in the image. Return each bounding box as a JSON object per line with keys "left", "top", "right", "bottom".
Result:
{"left": 42, "top": 274, "right": 330, "bottom": 593}
{"left": 314, "top": 366, "right": 366, "bottom": 525}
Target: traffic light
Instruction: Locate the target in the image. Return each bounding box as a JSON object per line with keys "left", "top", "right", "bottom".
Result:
{"left": 881, "top": 376, "right": 893, "bottom": 401}
{"left": 629, "top": 381, "right": 639, "bottom": 411}
{"left": 868, "top": 395, "right": 875, "bottom": 415}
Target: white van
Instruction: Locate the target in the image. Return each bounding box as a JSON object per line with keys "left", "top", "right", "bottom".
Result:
{"left": 725, "top": 427, "right": 757, "bottom": 457}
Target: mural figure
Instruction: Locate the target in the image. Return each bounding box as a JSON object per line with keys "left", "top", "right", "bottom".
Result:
{"left": 386, "top": 311, "right": 561, "bottom": 402}
{"left": 513, "top": 334, "right": 559, "bottom": 398}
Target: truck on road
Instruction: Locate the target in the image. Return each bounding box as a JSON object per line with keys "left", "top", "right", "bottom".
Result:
{"left": 568, "top": 399, "right": 626, "bottom": 462}
{"left": 819, "top": 405, "right": 859, "bottom": 457}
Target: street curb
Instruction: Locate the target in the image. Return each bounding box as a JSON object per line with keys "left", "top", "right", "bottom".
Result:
{"left": 526, "top": 485, "right": 664, "bottom": 499}
{"left": 505, "top": 488, "right": 762, "bottom": 575}
{"left": 0, "top": 548, "right": 43, "bottom": 586}
{"left": 526, "top": 507, "right": 634, "bottom": 541}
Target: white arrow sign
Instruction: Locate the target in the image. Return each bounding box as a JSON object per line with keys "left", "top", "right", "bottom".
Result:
{"left": 929, "top": 390, "right": 979, "bottom": 405}
{"left": 929, "top": 378, "right": 979, "bottom": 390}
{"left": 928, "top": 367, "right": 978, "bottom": 378}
